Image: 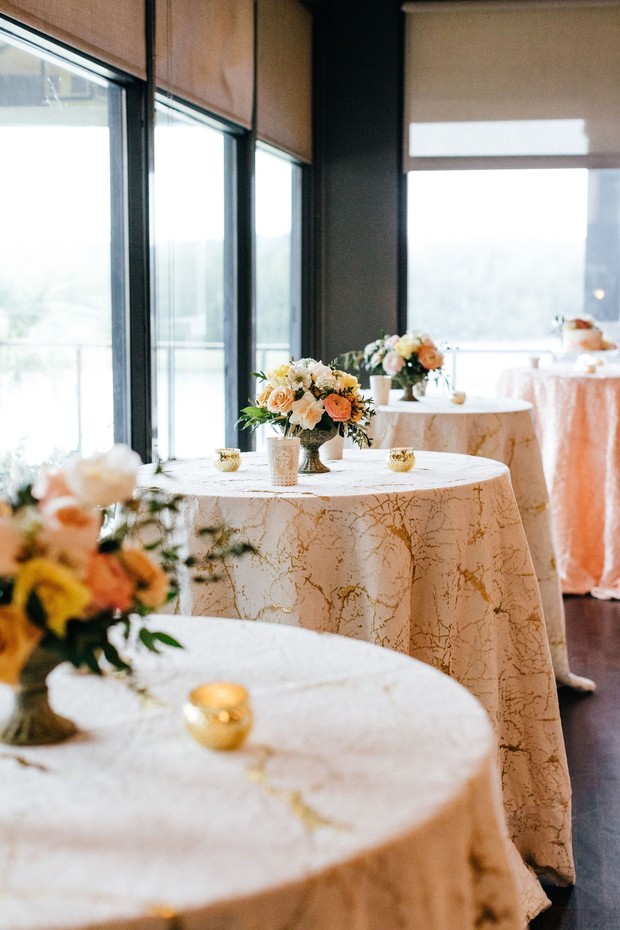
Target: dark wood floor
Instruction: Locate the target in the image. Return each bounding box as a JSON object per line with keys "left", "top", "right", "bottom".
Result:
{"left": 529, "top": 595, "right": 620, "bottom": 930}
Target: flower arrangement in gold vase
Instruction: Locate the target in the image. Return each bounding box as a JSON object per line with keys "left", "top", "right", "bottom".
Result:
{"left": 0, "top": 444, "right": 252, "bottom": 746}
{"left": 239, "top": 358, "right": 375, "bottom": 472}
{"left": 341, "top": 331, "right": 445, "bottom": 401}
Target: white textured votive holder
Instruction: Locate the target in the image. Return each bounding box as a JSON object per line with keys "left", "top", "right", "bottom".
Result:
{"left": 369, "top": 374, "right": 392, "bottom": 406}
{"left": 266, "top": 435, "right": 300, "bottom": 486}
{"left": 320, "top": 431, "right": 345, "bottom": 461}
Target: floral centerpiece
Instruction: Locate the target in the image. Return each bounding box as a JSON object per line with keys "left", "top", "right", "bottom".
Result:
{"left": 239, "top": 358, "right": 375, "bottom": 473}
{"left": 0, "top": 444, "right": 251, "bottom": 746}
{"left": 342, "top": 331, "right": 445, "bottom": 401}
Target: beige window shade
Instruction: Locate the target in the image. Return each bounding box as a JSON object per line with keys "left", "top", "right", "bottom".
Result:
{"left": 156, "top": 0, "right": 254, "bottom": 129}
{"left": 403, "top": 0, "right": 620, "bottom": 170}
{"left": 257, "top": 0, "right": 312, "bottom": 163}
{"left": 0, "top": 0, "right": 146, "bottom": 77}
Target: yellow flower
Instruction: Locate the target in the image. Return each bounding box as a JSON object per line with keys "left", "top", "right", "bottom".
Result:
{"left": 334, "top": 370, "right": 359, "bottom": 390}
{"left": 0, "top": 605, "right": 42, "bottom": 686}
{"left": 267, "top": 364, "right": 291, "bottom": 387}
{"left": 394, "top": 334, "right": 421, "bottom": 360}
{"left": 13, "top": 558, "right": 92, "bottom": 637}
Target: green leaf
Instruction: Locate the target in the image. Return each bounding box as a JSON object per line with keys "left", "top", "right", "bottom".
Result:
{"left": 25, "top": 590, "right": 47, "bottom": 630}
{"left": 149, "top": 631, "right": 183, "bottom": 649}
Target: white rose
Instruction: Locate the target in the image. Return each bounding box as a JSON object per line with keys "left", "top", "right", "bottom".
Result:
{"left": 289, "top": 391, "right": 325, "bottom": 431}
{"left": 63, "top": 444, "right": 143, "bottom": 508}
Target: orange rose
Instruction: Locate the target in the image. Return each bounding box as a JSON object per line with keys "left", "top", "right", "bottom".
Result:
{"left": 418, "top": 345, "right": 444, "bottom": 371}
{"left": 0, "top": 605, "right": 42, "bottom": 686}
{"left": 85, "top": 552, "right": 134, "bottom": 614}
{"left": 323, "top": 393, "right": 352, "bottom": 422}
{"left": 119, "top": 548, "right": 169, "bottom": 609}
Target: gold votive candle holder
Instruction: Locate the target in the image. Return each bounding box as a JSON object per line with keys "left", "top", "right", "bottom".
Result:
{"left": 449, "top": 390, "right": 467, "bottom": 405}
{"left": 387, "top": 448, "right": 416, "bottom": 472}
{"left": 183, "top": 682, "right": 253, "bottom": 750}
{"left": 214, "top": 448, "right": 241, "bottom": 472}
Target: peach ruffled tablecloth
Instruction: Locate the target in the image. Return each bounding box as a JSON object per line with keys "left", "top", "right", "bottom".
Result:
{"left": 368, "top": 393, "right": 594, "bottom": 692}
{"left": 140, "top": 450, "right": 575, "bottom": 922}
{"left": 498, "top": 365, "right": 620, "bottom": 600}
{"left": 0, "top": 617, "right": 524, "bottom": 930}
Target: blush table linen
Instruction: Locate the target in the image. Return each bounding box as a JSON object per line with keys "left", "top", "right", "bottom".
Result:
{"left": 0, "top": 616, "right": 524, "bottom": 930}
{"left": 139, "top": 450, "right": 575, "bottom": 921}
{"left": 368, "top": 392, "right": 593, "bottom": 692}
{"left": 497, "top": 365, "right": 620, "bottom": 600}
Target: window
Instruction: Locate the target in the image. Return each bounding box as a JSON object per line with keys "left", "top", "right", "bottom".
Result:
{"left": 255, "top": 144, "right": 301, "bottom": 374}
{"left": 408, "top": 167, "right": 620, "bottom": 393}
{"left": 0, "top": 29, "right": 126, "bottom": 464}
{"left": 154, "top": 101, "right": 229, "bottom": 460}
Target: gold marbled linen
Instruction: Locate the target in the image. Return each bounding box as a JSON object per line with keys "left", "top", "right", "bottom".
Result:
{"left": 0, "top": 618, "right": 523, "bottom": 930}
{"left": 140, "top": 450, "right": 575, "bottom": 921}
{"left": 369, "top": 393, "right": 593, "bottom": 691}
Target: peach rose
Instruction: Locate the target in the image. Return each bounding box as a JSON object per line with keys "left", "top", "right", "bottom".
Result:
{"left": 32, "top": 467, "right": 72, "bottom": 505}
{"left": 119, "top": 547, "right": 169, "bottom": 609}
{"left": 39, "top": 496, "right": 102, "bottom": 569}
{"left": 266, "top": 386, "right": 296, "bottom": 415}
{"left": 0, "top": 518, "right": 23, "bottom": 575}
{"left": 256, "top": 383, "right": 274, "bottom": 406}
{"left": 0, "top": 605, "right": 42, "bottom": 685}
{"left": 418, "top": 345, "right": 444, "bottom": 371}
{"left": 85, "top": 552, "right": 134, "bottom": 614}
{"left": 324, "top": 393, "right": 352, "bottom": 422}
{"left": 382, "top": 350, "right": 405, "bottom": 376}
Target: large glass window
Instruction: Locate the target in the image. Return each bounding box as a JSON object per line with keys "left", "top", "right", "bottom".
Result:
{"left": 154, "top": 102, "right": 228, "bottom": 460}
{"left": 408, "top": 168, "right": 620, "bottom": 392}
{"left": 0, "top": 30, "right": 124, "bottom": 465}
{"left": 255, "top": 145, "right": 301, "bottom": 375}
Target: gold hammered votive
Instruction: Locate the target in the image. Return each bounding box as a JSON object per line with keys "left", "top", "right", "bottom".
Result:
{"left": 183, "top": 682, "right": 253, "bottom": 750}
{"left": 387, "top": 448, "right": 416, "bottom": 472}
{"left": 214, "top": 448, "right": 241, "bottom": 472}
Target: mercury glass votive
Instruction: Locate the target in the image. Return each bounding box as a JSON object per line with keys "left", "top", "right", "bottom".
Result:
{"left": 183, "top": 682, "right": 252, "bottom": 750}
{"left": 387, "top": 448, "right": 416, "bottom": 472}
{"left": 214, "top": 448, "right": 241, "bottom": 472}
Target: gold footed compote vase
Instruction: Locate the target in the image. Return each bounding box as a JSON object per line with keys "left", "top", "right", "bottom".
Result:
{"left": 296, "top": 426, "right": 338, "bottom": 474}
{"left": 1, "top": 645, "right": 77, "bottom": 746}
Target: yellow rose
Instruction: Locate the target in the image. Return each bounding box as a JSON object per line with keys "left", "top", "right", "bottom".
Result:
{"left": 334, "top": 370, "right": 359, "bottom": 390}
{"left": 267, "top": 364, "right": 291, "bottom": 387}
{"left": 13, "top": 558, "right": 92, "bottom": 637}
{"left": 393, "top": 334, "right": 421, "bottom": 360}
{"left": 0, "top": 605, "right": 42, "bottom": 685}
{"left": 119, "top": 547, "right": 170, "bottom": 609}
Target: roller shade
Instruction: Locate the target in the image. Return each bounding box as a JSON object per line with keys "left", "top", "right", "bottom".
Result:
{"left": 257, "top": 0, "right": 312, "bottom": 163}
{"left": 403, "top": 0, "right": 620, "bottom": 170}
{"left": 156, "top": 0, "right": 254, "bottom": 129}
{"left": 0, "top": 0, "right": 146, "bottom": 77}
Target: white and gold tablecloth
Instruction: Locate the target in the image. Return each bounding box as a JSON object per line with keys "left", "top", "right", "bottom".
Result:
{"left": 498, "top": 365, "right": 620, "bottom": 600}
{"left": 139, "top": 450, "right": 575, "bottom": 920}
{"left": 368, "top": 393, "right": 593, "bottom": 692}
{"left": 0, "top": 617, "right": 525, "bottom": 930}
